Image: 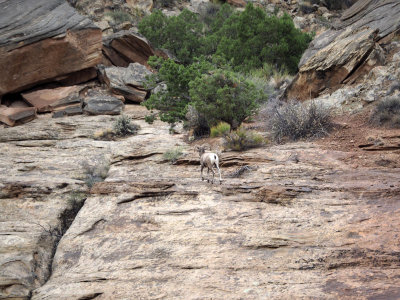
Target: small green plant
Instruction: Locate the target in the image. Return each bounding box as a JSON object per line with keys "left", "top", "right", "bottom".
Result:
{"left": 163, "top": 147, "right": 184, "bottom": 164}
{"left": 145, "top": 114, "right": 157, "bottom": 124}
{"left": 223, "top": 127, "right": 266, "bottom": 151}
{"left": 369, "top": 96, "right": 400, "bottom": 128}
{"left": 113, "top": 115, "right": 140, "bottom": 136}
{"left": 269, "top": 100, "right": 333, "bottom": 143}
{"left": 106, "top": 9, "right": 133, "bottom": 24}
{"left": 210, "top": 122, "right": 231, "bottom": 137}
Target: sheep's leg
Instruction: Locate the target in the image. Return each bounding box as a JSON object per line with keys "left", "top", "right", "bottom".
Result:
{"left": 215, "top": 164, "right": 222, "bottom": 185}
{"left": 201, "top": 165, "right": 204, "bottom": 181}
{"left": 211, "top": 167, "right": 215, "bottom": 184}
{"left": 207, "top": 168, "right": 210, "bottom": 183}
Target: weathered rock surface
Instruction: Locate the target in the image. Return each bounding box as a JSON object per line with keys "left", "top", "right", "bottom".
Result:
{"left": 83, "top": 91, "right": 124, "bottom": 115}
{"left": 0, "top": 106, "right": 37, "bottom": 127}
{"left": 286, "top": 0, "right": 400, "bottom": 100}
{"left": 0, "top": 0, "right": 102, "bottom": 96}
{"left": 102, "top": 63, "right": 151, "bottom": 102}
{"left": 2, "top": 105, "right": 397, "bottom": 299}
{"left": 21, "top": 86, "right": 83, "bottom": 113}
{"left": 0, "top": 113, "right": 121, "bottom": 299}
{"left": 103, "top": 30, "right": 156, "bottom": 68}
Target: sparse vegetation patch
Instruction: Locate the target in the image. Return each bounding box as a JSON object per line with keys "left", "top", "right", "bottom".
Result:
{"left": 223, "top": 127, "right": 266, "bottom": 151}
{"left": 163, "top": 146, "right": 184, "bottom": 164}
{"left": 113, "top": 115, "right": 140, "bottom": 136}
{"left": 369, "top": 96, "right": 400, "bottom": 128}
{"left": 269, "top": 100, "right": 333, "bottom": 143}
{"left": 210, "top": 122, "right": 231, "bottom": 138}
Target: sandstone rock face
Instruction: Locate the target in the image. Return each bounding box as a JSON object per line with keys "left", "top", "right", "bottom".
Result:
{"left": 103, "top": 30, "right": 156, "bottom": 68}
{"left": 0, "top": 114, "right": 118, "bottom": 299}
{"left": 2, "top": 104, "right": 398, "bottom": 299}
{"left": 21, "top": 86, "right": 83, "bottom": 113}
{"left": 102, "top": 63, "right": 151, "bottom": 102}
{"left": 0, "top": 0, "right": 102, "bottom": 97}
{"left": 286, "top": 0, "right": 400, "bottom": 100}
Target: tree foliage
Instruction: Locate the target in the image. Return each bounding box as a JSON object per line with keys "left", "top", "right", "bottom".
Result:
{"left": 139, "top": 3, "right": 311, "bottom": 72}
{"left": 138, "top": 9, "right": 204, "bottom": 64}
{"left": 143, "top": 57, "right": 212, "bottom": 124}
{"left": 189, "top": 69, "right": 265, "bottom": 129}
{"left": 139, "top": 3, "right": 313, "bottom": 133}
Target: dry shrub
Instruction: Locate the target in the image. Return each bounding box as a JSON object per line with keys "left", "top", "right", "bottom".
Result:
{"left": 163, "top": 147, "right": 184, "bottom": 164}
{"left": 269, "top": 100, "right": 333, "bottom": 143}
{"left": 113, "top": 115, "right": 140, "bottom": 136}
{"left": 224, "top": 127, "right": 266, "bottom": 151}
{"left": 369, "top": 96, "right": 400, "bottom": 128}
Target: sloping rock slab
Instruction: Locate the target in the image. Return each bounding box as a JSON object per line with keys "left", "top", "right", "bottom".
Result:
{"left": 83, "top": 91, "right": 124, "bottom": 115}
{"left": 0, "top": 0, "right": 102, "bottom": 96}
{"left": 0, "top": 106, "right": 36, "bottom": 126}
{"left": 103, "top": 63, "right": 151, "bottom": 103}
{"left": 22, "top": 86, "right": 83, "bottom": 113}
{"left": 103, "top": 30, "right": 155, "bottom": 68}
{"left": 285, "top": 0, "right": 400, "bottom": 100}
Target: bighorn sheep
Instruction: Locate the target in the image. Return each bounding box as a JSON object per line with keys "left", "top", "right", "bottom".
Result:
{"left": 195, "top": 145, "right": 222, "bottom": 184}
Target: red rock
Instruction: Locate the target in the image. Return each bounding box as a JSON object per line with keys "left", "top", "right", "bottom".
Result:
{"left": 227, "top": 0, "right": 246, "bottom": 7}
{"left": 0, "top": 0, "right": 102, "bottom": 97}
{"left": 21, "top": 86, "right": 83, "bottom": 113}
{"left": 0, "top": 105, "right": 36, "bottom": 126}
{"left": 103, "top": 30, "right": 156, "bottom": 68}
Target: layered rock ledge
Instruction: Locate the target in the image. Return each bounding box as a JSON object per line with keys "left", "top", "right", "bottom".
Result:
{"left": 1, "top": 104, "right": 397, "bottom": 299}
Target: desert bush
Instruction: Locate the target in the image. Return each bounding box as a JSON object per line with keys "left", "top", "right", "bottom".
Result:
{"left": 144, "top": 113, "right": 157, "bottom": 124}
{"left": 223, "top": 127, "right": 266, "bottom": 151}
{"left": 143, "top": 57, "right": 212, "bottom": 125}
{"left": 210, "top": 122, "right": 231, "bottom": 137}
{"left": 163, "top": 147, "right": 184, "bottom": 164}
{"left": 113, "top": 115, "right": 140, "bottom": 136}
{"left": 106, "top": 9, "right": 133, "bottom": 24}
{"left": 81, "top": 155, "right": 110, "bottom": 188}
{"left": 269, "top": 100, "right": 333, "bottom": 143}
{"left": 189, "top": 69, "right": 266, "bottom": 129}
{"left": 369, "top": 96, "right": 400, "bottom": 128}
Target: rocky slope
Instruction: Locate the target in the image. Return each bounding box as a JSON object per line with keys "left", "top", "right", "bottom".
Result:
{"left": 1, "top": 104, "right": 399, "bottom": 299}
{"left": 1, "top": 0, "right": 400, "bottom": 299}
{"left": 286, "top": 0, "right": 400, "bottom": 100}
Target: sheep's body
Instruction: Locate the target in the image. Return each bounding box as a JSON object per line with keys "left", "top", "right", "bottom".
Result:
{"left": 196, "top": 146, "right": 222, "bottom": 184}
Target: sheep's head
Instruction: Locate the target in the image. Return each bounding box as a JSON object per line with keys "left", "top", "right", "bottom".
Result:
{"left": 194, "top": 144, "right": 209, "bottom": 156}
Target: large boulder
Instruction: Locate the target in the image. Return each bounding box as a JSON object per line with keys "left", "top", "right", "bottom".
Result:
{"left": 285, "top": 0, "right": 400, "bottom": 100}
{"left": 102, "top": 63, "right": 152, "bottom": 103}
{"left": 0, "top": 0, "right": 102, "bottom": 97}
{"left": 0, "top": 106, "right": 36, "bottom": 126}
{"left": 21, "top": 86, "right": 83, "bottom": 113}
{"left": 83, "top": 90, "right": 124, "bottom": 115}
{"left": 103, "top": 30, "right": 156, "bottom": 68}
